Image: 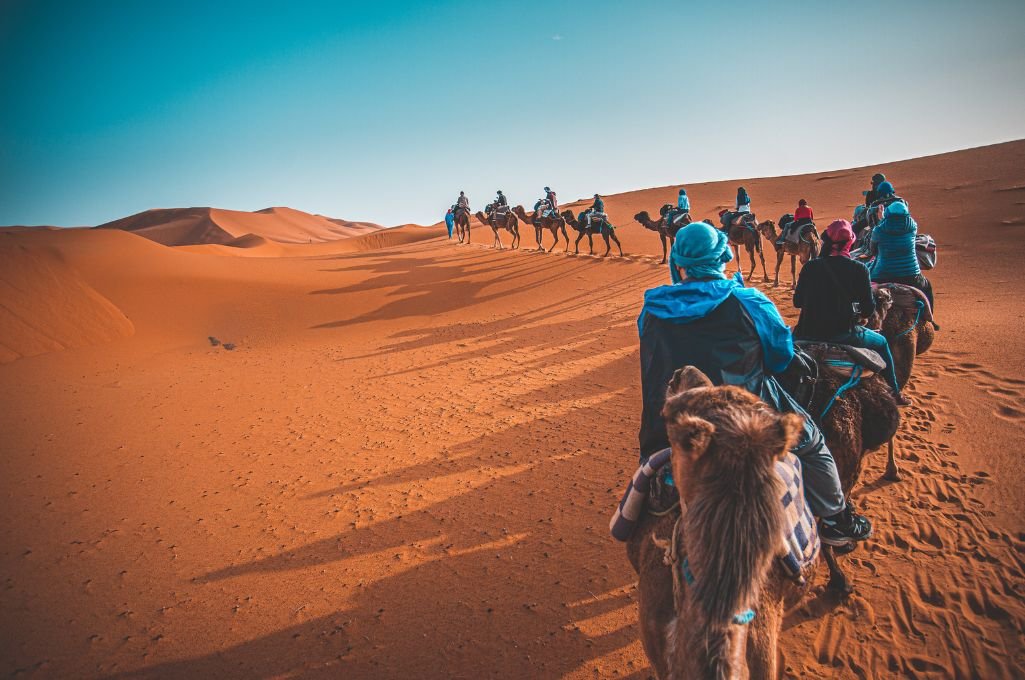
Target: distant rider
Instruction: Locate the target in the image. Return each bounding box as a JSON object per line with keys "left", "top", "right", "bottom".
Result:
{"left": 543, "top": 186, "right": 558, "bottom": 216}
{"left": 586, "top": 193, "right": 606, "bottom": 228}
{"left": 456, "top": 191, "right": 470, "bottom": 212}
{"left": 780, "top": 198, "right": 814, "bottom": 245}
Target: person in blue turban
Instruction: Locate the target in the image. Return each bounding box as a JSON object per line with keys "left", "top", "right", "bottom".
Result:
{"left": 638, "top": 222, "right": 872, "bottom": 547}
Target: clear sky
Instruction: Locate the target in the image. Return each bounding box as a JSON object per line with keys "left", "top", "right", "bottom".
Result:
{"left": 2, "top": 0, "right": 1024, "bottom": 227}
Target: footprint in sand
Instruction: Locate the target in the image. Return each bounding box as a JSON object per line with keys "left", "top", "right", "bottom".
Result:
{"left": 993, "top": 405, "right": 1024, "bottom": 421}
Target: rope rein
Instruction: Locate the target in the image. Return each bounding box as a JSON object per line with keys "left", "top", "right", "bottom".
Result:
{"left": 653, "top": 508, "right": 756, "bottom": 626}
{"left": 896, "top": 300, "right": 925, "bottom": 339}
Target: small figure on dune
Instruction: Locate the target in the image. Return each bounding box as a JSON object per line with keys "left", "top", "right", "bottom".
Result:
{"left": 445, "top": 207, "right": 455, "bottom": 239}
{"left": 563, "top": 196, "right": 623, "bottom": 256}
{"left": 778, "top": 198, "right": 815, "bottom": 246}
{"left": 477, "top": 190, "right": 520, "bottom": 249}
{"left": 452, "top": 191, "right": 471, "bottom": 243}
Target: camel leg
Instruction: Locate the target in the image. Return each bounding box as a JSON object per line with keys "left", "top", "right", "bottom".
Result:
{"left": 884, "top": 438, "right": 901, "bottom": 482}
{"left": 759, "top": 248, "right": 769, "bottom": 282}
{"left": 535, "top": 227, "right": 543, "bottom": 251}
{"left": 733, "top": 245, "right": 742, "bottom": 274}
{"left": 493, "top": 227, "right": 502, "bottom": 250}
{"left": 613, "top": 232, "right": 623, "bottom": 256}
{"left": 823, "top": 545, "right": 853, "bottom": 594}
{"left": 790, "top": 255, "right": 797, "bottom": 289}
{"left": 773, "top": 249, "right": 783, "bottom": 286}
{"left": 602, "top": 234, "right": 611, "bottom": 257}
{"left": 574, "top": 231, "right": 585, "bottom": 254}
{"left": 747, "top": 245, "right": 756, "bottom": 280}
{"left": 548, "top": 228, "right": 557, "bottom": 253}
{"left": 746, "top": 599, "right": 783, "bottom": 680}
{"left": 513, "top": 228, "right": 520, "bottom": 250}
{"left": 562, "top": 226, "right": 570, "bottom": 252}
{"left": 659, "top": 233, "right": 667, "bottom": 264}
{"left": 587, "top": 233, "right": 594, "bottom": 255}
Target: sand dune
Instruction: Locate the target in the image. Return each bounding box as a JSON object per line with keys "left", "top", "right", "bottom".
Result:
{"left": 1, "top": 141, "right": 1024, "bottom": 678}
{"left": 98, "top": 206, "right": 381, "bottom": 246}
{"left": 0, "top": 233, "right": 133, "bottom": 363}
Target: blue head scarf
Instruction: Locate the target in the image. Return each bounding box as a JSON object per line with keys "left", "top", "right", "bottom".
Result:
{"left": 877, "top": 180, "right": 895, "bottom": 196}
{"left": 669, "top": 222, "right": 734, "bottom": 284}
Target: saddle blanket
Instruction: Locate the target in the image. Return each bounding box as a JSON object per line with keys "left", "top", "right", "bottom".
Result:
{"left": 610, "top": 448, "right": 819, "bottom": 579}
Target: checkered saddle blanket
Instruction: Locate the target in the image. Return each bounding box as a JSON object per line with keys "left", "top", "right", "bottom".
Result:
{"left": 610, "top": 449, "right": 819, "bottom": 579}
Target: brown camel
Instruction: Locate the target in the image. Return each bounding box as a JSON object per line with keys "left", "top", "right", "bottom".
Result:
{"left": 453, "top": 206, "right": 471, "bottom": 244}
{"left": 727, "top": 221, "right": 769, "bottom": 282}
{"left": 634, "top": 206, "right": 691, "bottom": 265}
{"left": 778, "top": 343, "right": 901, "bottom": 590}
{"left": 866, "top": 284, "right": 937, "bottom": 391}
{"left": 561, "top": 209, "right": 624, "bottom": 256}
{"left": 757, "top": 220, "right": 820, "bottom": 288}
{"left": 474, "top": 207, "right": 520, "bottom": 250}
{"left": 628, "top": 366, "right": 814, "bottom": 679}
{"left": 512, "top": 204, "right": 569, "bottom": 252}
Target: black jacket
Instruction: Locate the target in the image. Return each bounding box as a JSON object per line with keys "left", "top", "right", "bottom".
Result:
{"left": 793, "top": 256, "right": 875, "bottom": 339}
{"left": 638, "top": 294, "right": 821, "bottom": 461}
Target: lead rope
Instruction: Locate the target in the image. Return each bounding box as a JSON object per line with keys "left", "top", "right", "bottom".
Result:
{"left": 653, "top": 509, "right": 756, "bottom": 625}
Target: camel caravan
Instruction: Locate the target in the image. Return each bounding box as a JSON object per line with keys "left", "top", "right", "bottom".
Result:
{"left": 447, "top": 188, "right": 625, "bottom": 256}
{"left": 609, "top": 174, "right": 938, "bottom": 678}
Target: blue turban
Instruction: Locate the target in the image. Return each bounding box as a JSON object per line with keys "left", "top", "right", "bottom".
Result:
{"left": 877, "top": 181, "right": 895, "bottom": 196}
{"left": 885, "top": 201, "right": 908, "bottom": 216}
{"left": 669, "top": 222, "right": 734, "bottom": 283}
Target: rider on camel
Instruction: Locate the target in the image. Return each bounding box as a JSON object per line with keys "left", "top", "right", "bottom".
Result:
{"left": 456, "top": 191, "right": 469, "bottom": 212}
{"left": 870, "top": 202, "right": 935, "bottom": 312}
{"left": 586, "top": 193, "right": 606, "bottom": 228}
{"left": 779, "top": 198, "right": 814, "bottom": 245}
{"left": 542, "top": 186, "right": 558, "bottom": 217}
{"left": 794, "top": 219, "right": 911, "bottom": 406}
{"left": 637, "top": 222, "right": 873, "bottom": 547}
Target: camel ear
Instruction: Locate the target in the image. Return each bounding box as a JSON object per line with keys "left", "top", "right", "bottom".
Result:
{"left": 667, "top": 414, "right": 716, "bottom": 467}
{"left": 667, "top": 366, "right": 713, "bottom": 398}
{"left": 771, "top": 413, "right": 805, "bottom": 460}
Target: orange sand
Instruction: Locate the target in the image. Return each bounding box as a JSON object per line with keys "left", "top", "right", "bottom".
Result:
{"left": 1, "top": 141, "right": 1024, "bottom": 678}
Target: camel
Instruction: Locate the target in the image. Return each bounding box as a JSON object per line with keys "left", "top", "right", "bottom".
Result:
{"left": 757, "top": 220, "right": 820, "bottom": 288}
{"left": 453, "top": 206, "right": 471, "bottom": 244}
{"left": 866, "top": 284, "right": 937, "bottom": 391}
{"left": 561, "top": 209, "right": 624, "bottom": 257}
{"left": 628, "top": 366, "right": 814, "bottom": 679}
{"left": 474, "top": 206, "right": 520, "bottom": 250}
{"left": 777, "top": 343, "right": 900, "bottom": 591}
{"left": 634, "top": 205, "right": 690, "bottom": 265}
{"left": 727, "top": 220, "right": 770, "bottom": 282}
{"left": 512, "top": 204, "right": 569, "bottom": 252}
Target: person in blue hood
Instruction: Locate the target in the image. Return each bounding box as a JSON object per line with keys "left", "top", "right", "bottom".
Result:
{"left": 870, "top": 201, "right": 934, "bottom": 310}
{"left": 637, "top": 222, "right": 872, "bottom": 547}
{"left": 677, "top": 188, "right": 690, "bottom": 212}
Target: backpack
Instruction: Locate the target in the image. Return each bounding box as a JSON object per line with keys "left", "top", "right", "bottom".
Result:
{"left": 915, "top": 234, "right": 937, "bottom": 270}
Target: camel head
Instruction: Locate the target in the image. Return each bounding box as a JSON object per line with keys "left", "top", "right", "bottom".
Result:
{"left": 512, "top": 205, "right": 529, "bottom": 221}
{"left": 866, "top": 287, "right": 894, "bottom": 331}
{"left": 662, "top": 366, "right": 801, "bottom": 679}
{"left": 634, "top": 211, "right": 660, "bottom": 231}
{"left": 757, "top": 220, "right": 777, "bottom": 240}
{"left": 560, "top": 209, "right": 578, "bottom": 226}
{"left": 474, "top": 211, "right": 489, "bottom": 225}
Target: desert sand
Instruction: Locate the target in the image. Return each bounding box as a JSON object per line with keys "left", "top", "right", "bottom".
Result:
{"left": 2, "top": 141, "right": 1024, "bottom": 678}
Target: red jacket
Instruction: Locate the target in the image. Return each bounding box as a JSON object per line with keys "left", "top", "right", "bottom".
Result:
{"left": 794, "top": 205, "right": 814, "bottom": 221}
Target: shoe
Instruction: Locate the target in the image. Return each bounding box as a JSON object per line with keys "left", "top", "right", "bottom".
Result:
{"left": 820, "top": 507, "right": 873, "bottom": 546}
{"left": 895, "top": 392, "right": 912, "bottom": 407}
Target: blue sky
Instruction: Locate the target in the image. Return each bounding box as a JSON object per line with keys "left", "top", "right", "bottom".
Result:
{"left": 2, "top": 0, "right": 1024, "bottom": 227}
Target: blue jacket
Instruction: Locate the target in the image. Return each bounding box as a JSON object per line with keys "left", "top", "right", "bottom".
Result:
{"left": 870, "top": 210, "right": 920, "bottom": 279}
{"left": 678, "top": 194, "right": 690, "bottom": 211}
{"left": 637, "top": 274, "right": 821, "bottom": 460}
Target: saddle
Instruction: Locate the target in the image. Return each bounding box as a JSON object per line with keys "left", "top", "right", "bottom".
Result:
{"left": 785, "top": 342, "right": 885, "bottom": 419}
{"left": 610, "top": 449, "right": 819, "bottom": 581}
